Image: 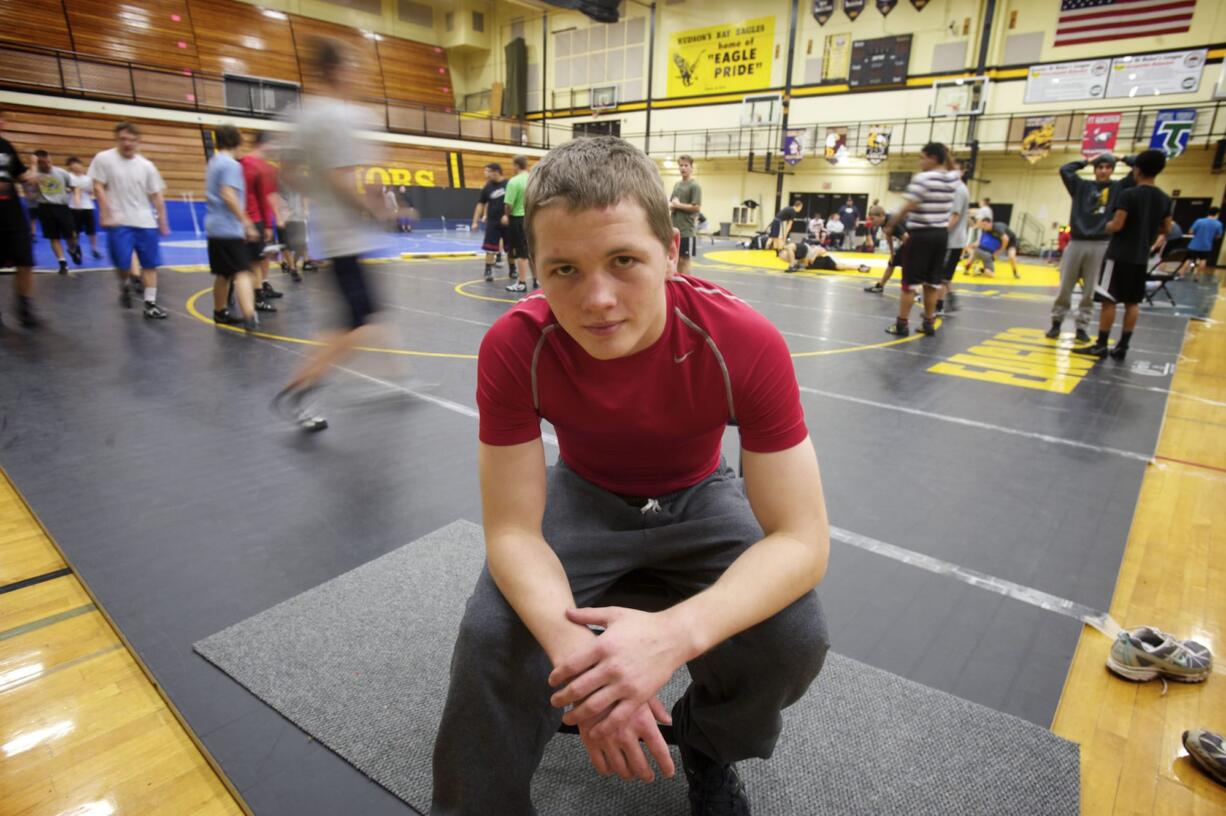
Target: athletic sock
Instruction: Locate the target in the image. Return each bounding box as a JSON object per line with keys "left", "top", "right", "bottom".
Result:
{"left": 1117, "top": 331, "right": 1132, "bottom": 350}
{"left": 144, "top": 287, "right": 157, "bottom": 304}
{"left": 1097, "top": 330, "right": 1110, "bottom": 346}
{"left": 935, "top": 299, "right": 944, "bottom": 312}
{"left": 484, "top": 264, "right": 492, "bottom": 274}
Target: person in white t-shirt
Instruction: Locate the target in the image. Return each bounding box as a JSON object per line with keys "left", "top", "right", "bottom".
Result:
{"left": 88, "top": 122, "right": 170, "bottom": 319}
{"left": 66, "top": 156, "right": 102, "bottom": 260}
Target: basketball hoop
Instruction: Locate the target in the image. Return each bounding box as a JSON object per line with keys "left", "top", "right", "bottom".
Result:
{"left": 929, "top": 77, "right": 988, "bottom": 119}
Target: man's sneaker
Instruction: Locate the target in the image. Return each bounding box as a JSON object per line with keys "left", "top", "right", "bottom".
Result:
{"left": 919, "top": 318, "right": 936, "bottom": 336}
{"left": 119, "top": 287, "right": 132, "bottom": 308}
{"left": 213, "top": 309, "right": 242, "bottom": 326}
{"left": 271, "top": 386, "right": 328, "bottom": 432}
{"left": 1109, "top": 345, "right": 1129, "bottom": 361}
{"left": 261, "top": 281, "right": 283, "bottom": 299}
{"left": 885, "top": 319, "right": 909, "bottom": 336}
{"left": 672, "top": 698, "right": 750, "bottom": 816}
{"left": 17, "top": 299, "right": 40, "bottom": 329}
{"left": 1183, "top": 730, "right": 1226, "bottom": 787}
{"left": 1045, "top": 322, "right": 1061, "bottom": 340}
{"left": 255, "top": 297, "right": 277, "bottom": 313}
{"left": 143, "top": 302, "right": 168, "bottom": 320}
{"left": 289, "top": 268, "right": 303, "bottom": 282}
{"left": 130, "top": 276, "right": 144, "bottom": 294}
{"left": 785, "top": 264, "right": 801, "bottom": 273}
{"left": 91, "top": 249, "right": 103, "bottom": 259}
{"left": 865, "top": 282, "right": 884, "bottom": 293}
{"left": 1073, "top": 342, "right": 1108, "bottom": 358}
{"left": 302, "top": 261, "right": 317, "bottom": 272}
{"left": 1075, "top": 329, "right": 1091, "bottom": 343}
{"left": 69, "top": 244, "right": 82, "bottom": 265}
{"left": 58, "top": 260, "right": 68, "bottom": 275}
{"left": 494, "top": 253, "right": 504, "bottom": 267}
{"left": 280, "top": 260, "right": 290, "bottom": 274}
{"left": 506, "top": 280, "right": 527, "bottom": 293}
{"left": 1106, "top": 626, "right": 1212, "bottom": 683}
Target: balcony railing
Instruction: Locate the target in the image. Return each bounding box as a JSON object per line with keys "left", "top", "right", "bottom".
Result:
{"left": 0, "top": 41, "right": 573, "bottom": 150}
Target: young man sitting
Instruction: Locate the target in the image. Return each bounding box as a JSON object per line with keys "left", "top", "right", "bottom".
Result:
{"left": 432, "top": 136, "right": 831, "bottom": 815}
{"left": 777, "top": 240, "right": 869, "bottom": 274}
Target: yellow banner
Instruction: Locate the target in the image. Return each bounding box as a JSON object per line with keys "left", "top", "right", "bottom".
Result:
{"left": 667, "top": 16, "right": 775, "bottom": 98}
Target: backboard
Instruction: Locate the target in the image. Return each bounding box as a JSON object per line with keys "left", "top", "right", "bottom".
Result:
{"left": 929, "top": 77, "right": 988, "bottom": 118}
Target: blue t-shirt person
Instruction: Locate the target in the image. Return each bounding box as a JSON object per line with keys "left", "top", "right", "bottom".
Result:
{"left": 1188, "top": 216, "right": 1223, "bottom": 252}
{"left": 204, "top": 153, "right": 245, "bottom": 239}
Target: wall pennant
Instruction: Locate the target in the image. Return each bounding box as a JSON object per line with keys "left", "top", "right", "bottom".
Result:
{"left": 865, "top": 125, "right": 892, "bottom": 165}
{"left": 910, "top": 0, "right": 930, "bottom": 9}
{"left": 844, "top": 0, "right": 866, "bottom": 21}
{"left": 813, "top": 0, "right": 835, "bottom": 25}
{"left": 876, "top": 0, "right": 897, "bottom": 15}
{"left": 1020, "top": 116, "right": 1055, "bottom": 165}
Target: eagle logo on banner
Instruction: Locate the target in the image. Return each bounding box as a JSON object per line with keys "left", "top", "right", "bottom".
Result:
{"left": 1021, "top": 116, "right": 1055, "bottom": 164}
{"left": 877, "top": 0, "right": 898, "bottom": 15}
{"left": 812, "top": 0, "right": 834, "bottom": 25}
{"left": 844, "top": 0, "right": 865, "bottom": 21}
{"left": 911, "top": 0, "right": 930, "bottom": 9}
{"left": 825, "top": 127, "right": 849, "bottom": 164}
{"left": 866, "top": 126, "right": 892, "bottom": 165}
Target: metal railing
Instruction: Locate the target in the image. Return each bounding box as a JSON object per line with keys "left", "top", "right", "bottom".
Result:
{"left": 620, "top": 101, "right": 1226, "bottom": 160}
{"left": 0, "top": 41, "right": 574, "bottom": 150}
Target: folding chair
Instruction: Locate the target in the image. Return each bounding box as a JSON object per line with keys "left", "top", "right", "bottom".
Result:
{"left": 1145, "top": 235, "right": 1190, "bottom": 307}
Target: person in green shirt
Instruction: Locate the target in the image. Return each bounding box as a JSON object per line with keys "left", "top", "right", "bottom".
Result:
{"left": 502, "top": 155, "right": 535, "bottom": 293}
{"left": 669, "top": 155, "right": 702, "bottom": 275}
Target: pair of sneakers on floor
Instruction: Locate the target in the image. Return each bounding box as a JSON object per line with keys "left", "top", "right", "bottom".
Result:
{"left": 1108, "top": 626, "right": 1223, "bottom": 787}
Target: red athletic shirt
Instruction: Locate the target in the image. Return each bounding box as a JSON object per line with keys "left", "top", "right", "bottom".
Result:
{"left": 239, "top": 154, "right": 277, "bottom": 226}
{"left": 476, "top": 275, "right": 808, "bottom": 496}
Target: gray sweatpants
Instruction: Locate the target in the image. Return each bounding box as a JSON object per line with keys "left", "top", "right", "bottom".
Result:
{"left": 431, "top": 460, "right": 829, "bottom": 815}
{"left": 1051, "top": 238, "right": 1106, "bottom": 330}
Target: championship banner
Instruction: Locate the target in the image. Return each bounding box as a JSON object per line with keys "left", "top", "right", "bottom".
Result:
{"left": 1021, "top": 116, "right": 1055, "bottom": 164}
{"left": 865, "top": 125, "right": 892, "bottom": 165}
{"left": 667, "top": 16, "right": 775, "bottom": 98}
{"left": 824, "top": 127, "right": 849, "bottom": 164}
{"left": 844, "top": 0, "right": 865, "bottom": 21}
{"left": 876, "top": 0, "right": 897, "bottom": 15}
{"left": 783, "top": 130, "right": 807, "bottom": 166}
{"left": 813, "top": 0, "right": 834, "bottom": 25}
{"left": 1150, "top": 109, "right": 1197, "bottom": 158}
{"left": 1081, "top": 112, "right": 1121, "bottom": 159}
{"left": 911, "top": 0, "right": 930, "bottom": 8}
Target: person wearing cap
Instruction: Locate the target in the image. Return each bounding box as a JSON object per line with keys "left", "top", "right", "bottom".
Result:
{"left": 1048, "top": 152, "right": 1135, "bottom": 341}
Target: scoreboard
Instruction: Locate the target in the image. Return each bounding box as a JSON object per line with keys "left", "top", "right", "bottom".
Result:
{"left": 848, "top": 35, "right": 912, "bottom": 88}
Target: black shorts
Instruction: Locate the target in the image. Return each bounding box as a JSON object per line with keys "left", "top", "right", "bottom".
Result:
{"left": 941, "top": 247, "right": 963, "bottom": 282}
{"left": 482, "top": 220, "right": 506, "bottom": 254}
{"left": 38, "top": 204, "right": 75, "bottom": 241}
{"left": 281, "top": 220, "right": 307, "bottom": 253}
{"left": 333, "top": 255, "right": 377, "bottom": 329}
{"left": 1095, "top": 258, "right": 1147, "bottom": 305}
{"left": 72, "top": 208, "right": 96, "bottom": 236}
{"left": 507, "top": 215, "right": 528, "bottom": 259}
{"left": 1186, "top": 248, "right": 1214, "bottom": 262}
{"left": 246, "top": 221, "right": 267, "bottom": 263}
{"left": 678, "top": 236, "right": 697, "bottom": 258}
{"left": 810, "top": 254, "right": 838, "bottom": 271}
{"left": 0, "top": 229, "right": 34, "bottom": 268}
{"left": 899, "top": 228, "right": 947, "bottom": 288}
{"left": 767, "top": 219, "right": 783, "bottom": 238}
{"left": 207, "top": 237, "right": 251, "bottom": 278}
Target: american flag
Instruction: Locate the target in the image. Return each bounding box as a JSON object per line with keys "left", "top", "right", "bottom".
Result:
{"left": 1055, "top": 0, "right": 1197, "bottom": 47}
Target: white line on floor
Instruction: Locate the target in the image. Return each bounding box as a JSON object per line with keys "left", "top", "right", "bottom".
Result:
{"left": 798, "top": 385, "right": 1155, "bottom": 463}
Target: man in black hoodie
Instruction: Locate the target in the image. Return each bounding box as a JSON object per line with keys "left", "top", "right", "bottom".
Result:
{"left": 1048, "top": 153, "right": 1134, "bottom": 341}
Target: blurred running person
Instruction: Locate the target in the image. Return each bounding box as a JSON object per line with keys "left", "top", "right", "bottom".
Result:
{"left": 472, "top": 162, "right": 506, "bottom": 282}
{"left": 272, "top": 38, "right": 389, "bottom": 432}
{"left": 66, "top": 156, "right": 101, "bottom": 260}
{"left": 669, "top": 154, "right": 702, "bottom": 275}
{"left": 88, "top": 122, "right": 170, "bottom": 319}
{"left": 884, "top": 142, "right": 960, "bottom": 337}
{"left": 504, "top": 155, "right": 534, "bottom": 293}
{"left": 31, "top": 150, "right": 80, "bottom": 274}
{"left": 205, "top": 124, "right": 259, "bottom": 329}
{"left": 0, "top": 109, "right": 38, "bottom": 328}
{"left": 240, "top": 131, "right": 282, "bottom": 311}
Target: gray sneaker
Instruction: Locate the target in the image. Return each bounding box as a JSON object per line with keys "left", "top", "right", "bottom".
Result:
{"left": 1106, "top": 626, "right": 1212, "bottom": 683}
{"left": 1183, "top": 729, "right": 1226, "bottom": 786}
{"left": 672, "top": 697, "right": 750, "bottom": 816}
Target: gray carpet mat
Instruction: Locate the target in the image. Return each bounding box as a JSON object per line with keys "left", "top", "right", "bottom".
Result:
{"left": 195, "top": 520, "right": 1079, "bottom": 815}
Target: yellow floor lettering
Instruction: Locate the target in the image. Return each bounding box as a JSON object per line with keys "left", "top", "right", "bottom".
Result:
{"left": 928, "top": 361, "right": 1083, "bottom": 393}
{"left": 930, "top": 327, "right": 1097, "bottom": 394}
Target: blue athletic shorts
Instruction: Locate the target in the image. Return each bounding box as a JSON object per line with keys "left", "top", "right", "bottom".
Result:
{"left": 108, "top": 226, "right": 162, "bottom": 271}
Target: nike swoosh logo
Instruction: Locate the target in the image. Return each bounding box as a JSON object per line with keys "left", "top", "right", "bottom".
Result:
{"left": 674, "top": 350, "right": 697, "bottom": 363}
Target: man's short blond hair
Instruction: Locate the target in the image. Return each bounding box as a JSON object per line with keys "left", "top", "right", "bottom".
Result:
{"left": 525, "top": 136, "right": 673, "bottom": 258}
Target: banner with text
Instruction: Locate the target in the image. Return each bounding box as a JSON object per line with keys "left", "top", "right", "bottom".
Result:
{"left": 1082, "top": 113, "right": 1121, "bottom": 159}
{"left": 783, "top": 130, "right": 807, "bottom": 166}
{"left": 866, "top": 125, "right": 892, "bottom": 164}
{"left": 667, "top": 16, "right": 775, "bottom": 98}
{"left": 1024, "top": 59, "right": 1109, "bottom": 105}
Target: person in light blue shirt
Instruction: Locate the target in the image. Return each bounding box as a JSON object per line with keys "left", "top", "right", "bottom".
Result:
{"left": 205, "top": 124, "right": 259, "bottom": 327}
{"left": 1179, "top": 208, "right": 1223, "bottom": 280}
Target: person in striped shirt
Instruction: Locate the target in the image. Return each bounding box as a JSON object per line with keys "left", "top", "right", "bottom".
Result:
{"left": 884, "top": 142, "right": 961, "bottom": 337}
